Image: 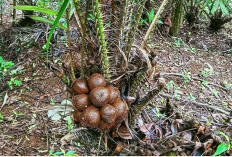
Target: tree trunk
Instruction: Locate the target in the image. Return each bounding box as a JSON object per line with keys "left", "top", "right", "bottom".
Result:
{"left": 13, "top": 0, "right": 16, "bottom": 25}
{"left": 1, "top": 0, "right": 3, "bottom": 25}
{"left": 169, "top": 0, "right": 184, "bottom": 36}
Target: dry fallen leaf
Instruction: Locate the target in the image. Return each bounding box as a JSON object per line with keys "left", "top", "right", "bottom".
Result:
{"left": 197, "top": 126, "right": 205, "bottom": 134}
{"left": 117, "top": 123, "right": 133, "bottom": 139}
{"left": 155, "top": 125, "right": 163, "bottom": 139}
{"left": 114, "top": 141, "right": 123, "bottom": 154}
{"left": 4, "top": 148, "right": 13, "bottom": 155}
{"left": 139, "top": 123, "right": 154, "bottom": 133}
{"left": 164, "top": 124, "right": 172, "bottom": 136}
{"left": 181, "top": 131, "right": 192, "bottom": 142}
{"left": 112, "top": 130, "right": 120, "bottom": 139}
{"left": 203, "top": 139, "right": 214, "bottom": 150}
{"left": 137, "top": 116, "right": 144, "bottom": 127}
{"left": 126, "top": 96, "right": 136, "bottom": 105}
{"left": 171, "top": 122, "right": 178, "bottom": 134}
{"left": 60, "top": 132, "right": 75, "bottom": 145}
{"left": 40, "top": 93, "right": 51, "bottom": 99}
{"left": 195, "top": 141, "right": 202, "bottom": 150}
{"left": 228, "top": 102, "right": 232, "bottom": 110}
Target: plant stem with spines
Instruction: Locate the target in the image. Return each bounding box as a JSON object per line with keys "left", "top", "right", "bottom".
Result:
{"left": 66, "top": 8, "right": 76, "bottom": 82}
{"left": 130, "top": 80, "right": 165, "bottom": 126}
{"left": 80, "top": 0, "right": 89, "bottom": 79}
{"left": 125, "top": 0, "right": 146, "bottom": 60}
{"left": 94, "top": 0, "right": 110, "bottom": 81}
{"left": 130, "top": 68, "right": 147, "bottom": 97}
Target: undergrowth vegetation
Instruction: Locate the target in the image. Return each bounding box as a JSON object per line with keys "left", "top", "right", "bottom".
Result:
{"left": 0, "top": 0, "right": 231, "bottom": 156}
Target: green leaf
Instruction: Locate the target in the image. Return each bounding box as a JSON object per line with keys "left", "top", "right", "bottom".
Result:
{"left": 150, "top": 9, "right": 154, "bottom": 17}
{"left": 13, "top": 5, "right": 58, "bottom": 16}
{"left": 53, "top": 151, "right": 64, "bottom": 155}
{"left": 49, "top": 149, "right": 53, "bottom": 155}
{"left": 0, "top": 113, "right": 3, "bottom": 119}
{"left": 219, "top": 2, "right": 229, "bottom": 15}
{"left": 29, "top": 16, "right": 67, "bottom": 30}
{"left": 46, "top": 0, "right": 70, "bottom": 52}
{"left": 14, "top": 80, "right": 22, "bottom": 86}
{"left": 66, "top": 150, "right": 76, "bottom": 155}
{"left": 67, "top": 116, "right": 72, "bottom": 125}
{"left": 202, "top": 0, "right": 212, "bottom": 10}
{"left": 213, "top": 143, "right": 229, "bottom": 156}
{"left": 202, "top": 80, "right": 209, "bottom": 85}
{"left": 147, "top": 9, "right": 155, "bottom": 23}
{"left": 222, "top": 0, "right": 232, "bottom": 11}
{"left": 215, "top": 131, "right": 230, "bottom": 143}
{"left": 10, "top": 69, "right": 17, "bottom": 75}
{"left": 211, "top": 0, "right": 220, "bottom": 14}
{"left": 158, "top": 20, "right": 163, "bottom": 24}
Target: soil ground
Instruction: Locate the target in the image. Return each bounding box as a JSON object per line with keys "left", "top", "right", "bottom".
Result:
{"left": 0, "top": 4, "right": 232, "bottom": 156}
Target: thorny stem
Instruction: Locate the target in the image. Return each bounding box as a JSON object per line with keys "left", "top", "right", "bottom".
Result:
{"left": 73, "top": 1, "right": 83, "bottom": 32}
{"left": 80, "top": 0, "right": 90, "bottom": 78}
{"left": 1, "top": 0, "right": 3, "bottom": 25}
{"left": 13, "top": 0, "right": 16, "bottom": 25}
{"left": 117, "top": 0, "right": 127, "bottom": 51}
{"left": 94, "top": 0, "right": 110, "bottom": 81}
{"left": 129, "top": 68, "right": 147, "bottom": 97}
{"left": 73, "top": 0, "right": 96, "bottom": 48}
{"left": 130, "top": 79, "right": 165, "bottom": 126}
{"left": 125, "top": 0, "right": 146, "bottom": 61}
{"left": 125, "top": 0, "right": 136, "bottom": 34}
{"left": 169, "top": 0, "right": 184, "bottom": 36}
{"left": 73, "top": 0, "right": 84, "bottom": 27}
{"left": 66, "top": 8, "right": 76, "bottom": 82}
{"left": 111, "top": 0, "right": 116, "bottom": 24}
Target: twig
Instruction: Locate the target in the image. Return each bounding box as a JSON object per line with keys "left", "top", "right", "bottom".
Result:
{"left": 0, "top": 92, "right": 8, "bottom": 111}
{"left": 200, "top": 120, "right": 232, "bottom": 127}
{"left": 157, "top": 128, "right": 197, "bottom": 145}
{"left": 71, "top": 127, "right": 88, "bottom": 133}
{"left": 141, "top": 0, "right": 169, "bottom": 48}
{"left": 97, "top": 133, "right": 103, "bottom": 156}
{"left": 159, "top": 93, "right": 231, "bottom": 115}
{"left": 160, "top": 72, "right": 229, "bottom": 91}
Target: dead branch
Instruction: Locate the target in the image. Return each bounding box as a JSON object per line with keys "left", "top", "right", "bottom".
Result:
{"left": 160, "top": 72, "right": 229, "bottom": 91}
{"left": 159, "top": 93, "right": 231, "bottom": 115}
{"left": 142, "top": 0, "right": 169, "bottom": 48}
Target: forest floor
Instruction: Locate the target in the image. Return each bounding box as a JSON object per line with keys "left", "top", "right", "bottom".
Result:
{"left": 0, "top": 19, "right": 232, "bottom": 156}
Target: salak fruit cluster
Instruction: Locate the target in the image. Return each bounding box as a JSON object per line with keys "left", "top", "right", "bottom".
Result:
{"left": 72, "top": 73, "right": 129, "bottom": 132}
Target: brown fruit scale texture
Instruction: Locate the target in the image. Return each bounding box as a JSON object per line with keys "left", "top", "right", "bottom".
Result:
{"left": 89, "top": 87, "right": 109, "bottom": 107}
{"left": 80, "top": 106, "right": 100, "bottom": 128}
{"left": 98, "top": 120, "right": 115, "bottom": 132}
{"left": 73, "top": 110, "right": 82, "bottom": 122}
{"left": 100, "top": 104, "right": 117, "bottom": 123}
{"left": 107, "top": 86, "right": 120, "bottom": 104}
{"left": 72, "top": 94, "right": 90, "bottom": 111}
{"left": 72, "top": 73, "right": 129, "bottom": 132}
{"left": 88, "top": 73, "right": 106, "bottom": 90}
{"left": 72, "top": 79, "right": 89, "bottom": 94}
{"left": 112, "top": 99, "right": 129, "bottom": 123}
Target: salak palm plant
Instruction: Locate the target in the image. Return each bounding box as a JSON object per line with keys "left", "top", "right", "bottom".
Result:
{"left": 183, "top": 0, "right": 232, "bottom": 31}
{"left": 13, "top": 0, "right": 168, "bottom": 126}
{"left": 202, "top": 0, "right": 232, "bottom": 31}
